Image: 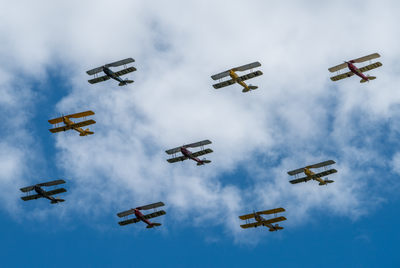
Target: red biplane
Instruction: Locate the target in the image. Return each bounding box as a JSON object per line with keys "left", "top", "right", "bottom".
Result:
{"left": 329, "top": 53, "right": 382, "bottom": 83}
{"left": 165, "top": 140, "right": 213, "bottom": 166}
{"left": 117, "top": 202, "right": 166, "bottom": 229}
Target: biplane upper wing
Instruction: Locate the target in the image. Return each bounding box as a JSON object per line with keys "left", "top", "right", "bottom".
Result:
{"left": 167, "top": 155, "right": 189, "bottom": 163}
{"left": 70, "top": 119, "right": 96, "bottom": 129}
{"left": 49, "top": 125, "right": 72, "bottom": 133}
{"left": 165, "top": 147, "right": 182, "bottom": 155}
{"left": 212, "top": 79, "right": 236, "bottom": 89}
{"left": 238, "top": 213, "right": 256, "bottom": 220}
{"left": 328, "top": 63, "right": 348, "bottom": 72}
{"left": 289, "top": 176, "right": 312, "bottom": 184}
{"left": 211, "top": 62, "right": 262, "bottom": 80}
{"left": 358, "top": 62, "right": 383, "bottom": 73}
{"left": 307, "top": 160, "right": 336, "bottom": 169}
{"left": 118, "top": 218, "right": 140, "bottom": 226}
{"left": 37, "top": 179, "right": 66, "bottom": 187}
{"left": 330, "top": 71, "right": 354, "bottom": 81}
{"left": 351, "top": 53, "right": 380, "bottom": 63}
{"left": 88, "top": 75, "right": 110, "bottom": 84}
{"left": 117, "top": 209, "right": 135, "bottom": 218}
{"left": 137, "top": 202, "right": 165, "bottom": 210}
{"left": 234, "top": 61, "right": 261, "bottom": 72}
{"left": 105, "top": 58, "right": 135, "bottom": 68}
{"left": 237, "top": 70, "right": 263, "bottom": 82}
{"left": 142, "top": 210, "right": 166, "bottom": 220}
{"left": 43, "top": 188, "right": 67, "bottom": 196}
{"left": 191, "top": 149, "right": 213, "bottom": 158}
{"left": 86, "top": 66, "right": 104, "bottom": 75}
{"left": 310, "top": 169, "right": 337, "bottom": 179}
{"left": 48, "top": 111, "right": 95, "bottom": 124}
{"left": 113, "top": 67, "right": 137, "bottom": 77}
{"left": 184, "top": 140, "right": 212, "bottom": 148}
{"left": 21, "top": 194, "right": 42, "bottom": 201}
{"left": 258, "top": 208, "right": 285, "bottom": 215}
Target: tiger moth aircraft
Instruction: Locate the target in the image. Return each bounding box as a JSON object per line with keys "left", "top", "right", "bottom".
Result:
{"left": 20, "top": 179, "right": 66, "bottom": 204}
{"left": 211, "top": 61, "right": 263, "bottom": 92}
{"left": 48, "top": 110, "right": 96, "bottom": 136}
{"left": 239, "top": 208, "right": 286, "bottom": 232}
{"left": 117, "top": 202, "right": 166, "bottom": 229}
{"left": 86, "top": 58, "right": 136, "bottom": 86}
{"left": 165, "top": 140, "right": 213, "bottom": 166}
{"left": 287, "top": 160, "right": 337, "bottom": 186}
{"left": 329, "top": 53, "right": 382, "bottom": 83}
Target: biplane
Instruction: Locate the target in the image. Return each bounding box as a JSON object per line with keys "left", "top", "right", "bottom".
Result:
{"left": 329, "top": 53, "right": 382, "bottom": 83}
{"left": 117, "top": 202, "right": 166, "bottom": 229}
{"left": 48, "top": 110, "right": 96, "bottom": 136}
{"left": 86, "top": 58, "right": 136, "bottom": 86}
{"left": 211, "top": 61, "right": 263, "bottom": 92}
{"left": 165, "top": 140, "right": 213, "bottom": 166}
{"left": 20, "top": 179, "right": 66, "bottom": 204}
{"left": 287, "top": 160, "right": 337, "bottom": 186}
{"left": 239, "top": 208, "right": 286, "bottom": 232}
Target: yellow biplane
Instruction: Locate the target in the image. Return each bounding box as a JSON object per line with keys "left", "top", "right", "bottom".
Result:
{"left": 239, "top": 208, "right": 286, "bottom": 232}
{"left": 48, "top": 110, "right": 96, "bottom": 136}
{"left": 287, "top": 160, "right": 337, "bottom": 186}
{"left": 211, "top": 61, "right": 263, "bottom": 93}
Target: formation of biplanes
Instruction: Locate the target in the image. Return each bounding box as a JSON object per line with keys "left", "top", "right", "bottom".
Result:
{"left": 22, "top": 53, "right": 382, "bottom": 233}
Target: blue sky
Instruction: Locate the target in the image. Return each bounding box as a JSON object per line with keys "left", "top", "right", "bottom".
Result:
{"left": 1, "top": 0, "right": 400, "bottom": 267}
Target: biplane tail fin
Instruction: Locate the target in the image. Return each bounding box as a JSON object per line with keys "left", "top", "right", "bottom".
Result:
{"left": 319, "top": 179, "right": 334, "bottom": 186}
{"left": 51, "top": 198, "right": 65, "bottom": 204}
{"left": 146, "top": 223, "right": 162, "bottom": 228}
{"left": 360, "top": 76, "right": 376, "bottom": 83}
{"left": 119, "top": 79, "right": 134, "bottom": 86}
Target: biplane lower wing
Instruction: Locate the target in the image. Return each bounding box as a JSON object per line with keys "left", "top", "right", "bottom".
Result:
{"left": 213, "top": 79, "right": 236, "bottom": 89}
{"left": 21, "top": 194, "right": 42, "bottom": 201}
{"left": 88, "top": 75, "right": 110, "bottom": 84}
{"left": 237, "top": 70, "right": 263, "bottom": 82}
{"left": 240, "top": 216, "right": 286, "bottom": 229}
{"left": 167, "top": 156, "right": 188, "bottom": 163}
{"left": 118, "top": 218, "right": 140, "bottom": 226}
{"left": 49, "top": 125, "right": 72, "bottom": 133}
{"left": 330, "top": 71, "right": 354, "bottom": 81}
{"left": 137, "top": 202, "right": 165, "bottom": 210}
{"left": 142, "top": 210, "right": 166, "bottom": 220}
{"left": 358, "top": 62, "right": 383, "bottom": 73}
{"left": 113, "top": 67, "right": 137, "bottom": 77}
{"left": 44, "top": 188, "right": 67, "bottom": 196}
{"left": 289, "top": 176, "right": 311, "bottom": 184}
{"left": 71, "top": 119, "right": 96, "bottom": 129}
{"left": 191, "top": 149, "right": 213, "bottom": 158}
{"left": 311, "top": 169, "right": 337, "bottom": 179}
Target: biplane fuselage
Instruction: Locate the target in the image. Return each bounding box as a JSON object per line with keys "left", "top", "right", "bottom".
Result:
{"left": 33, "top": 186, "right": 63, "bottom": 204}
{"left": 102, "top": 66, "right": 128, "bottom": 85}
{"left": 346, "top": 61, "right": 371, "bottom": 82}
{"left": 62, "top": 117, "right": 92, "bottom": 136}
{"left": 304, "top": 168, "right": 329, "bottom": 185}
{"left": 132, "top": 209, "right": 154, "bottom": 227}
{"left": 228, "top": 70, "right": 252, "bottom": 92}
{"left": 180, "top": 147, "right": 207, "bottom": 165}
{"left": 254, "top": 213, "right": 283, "bottom": 232}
